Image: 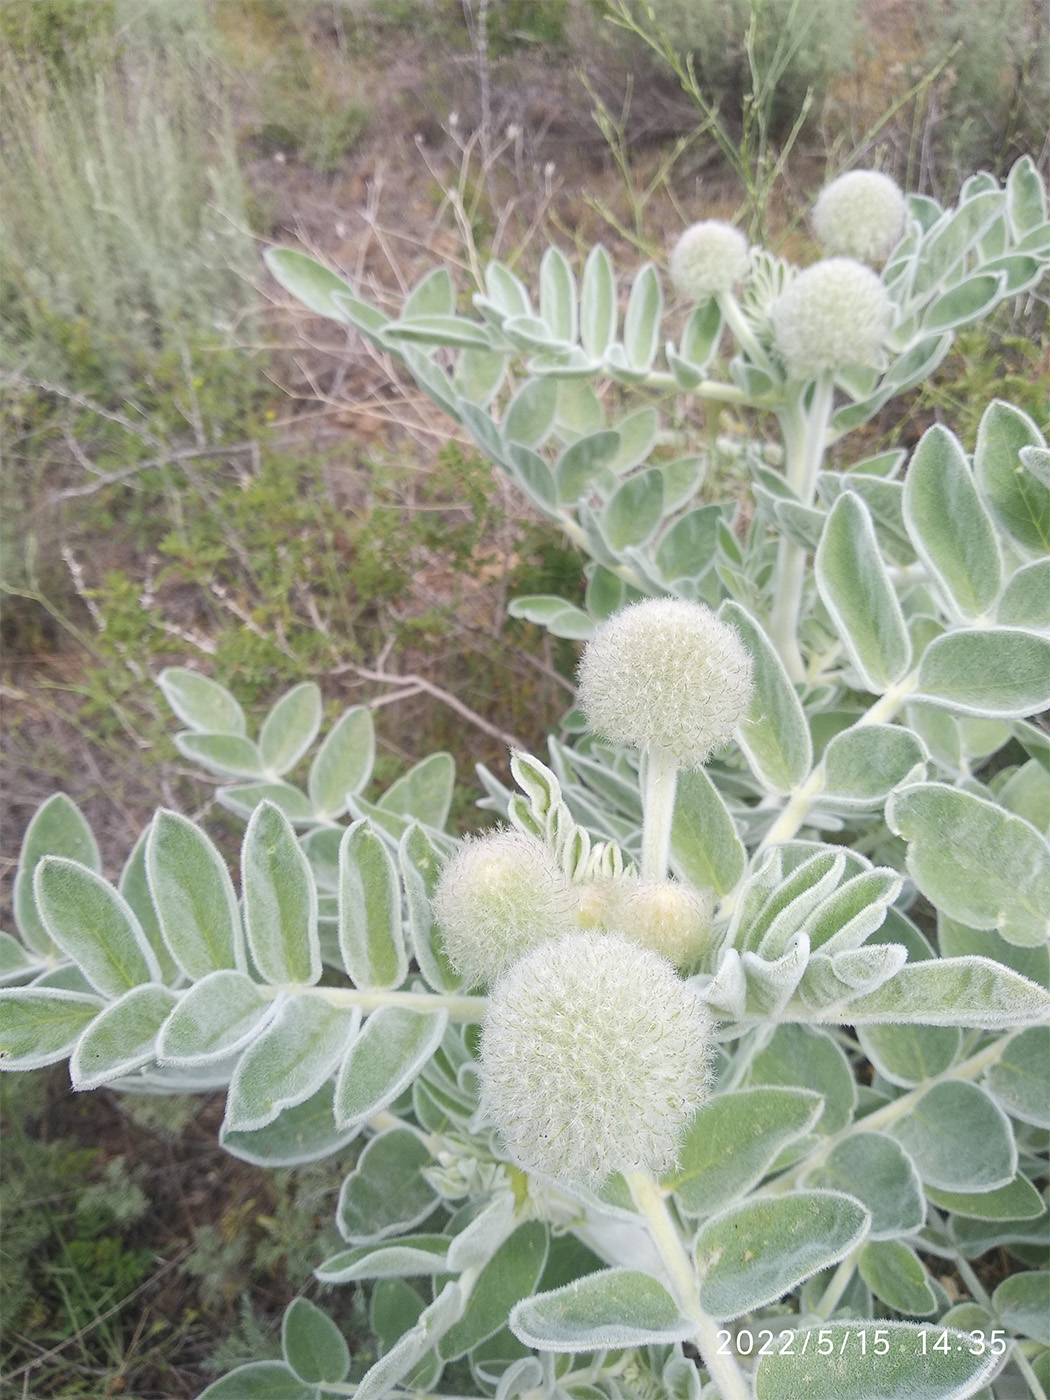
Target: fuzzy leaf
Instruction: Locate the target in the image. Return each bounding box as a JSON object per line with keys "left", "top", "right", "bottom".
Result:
{"left": 333, "top": 1006, "right": 447, "bottom": 1128}
{"left": 157, "top": 969, "right": 276, "bottom": 1067}
{"left": 242, "top": 802, "right": 321, "bottom": 986}
{"left": 754, "top": 1322, "right": 998, "bottom": 1400}
{"left": 859, "top": 1239, "right": 937, "bottom": 1315}
{"left": 842, "top": 955, "right": 1050, "bottom": 1026}
{"left": 890, "top": 1081, "right": 1016, "bottom": 1191}
{"left": 655, "top": 505, "right": 721, "bottom": 585}
{"left": 217, "top": 782, "right": 315, "bottom": 825}
{"left": 399, "top": 825, "right": 465, "bottom": 993}
{"left": 821, "top": 724, "right": 926, "bottom": 808}
{"left": 508, "top": 595, "right": 595, "bottom": 640}
{"left": 174, "top": 730, "right": 266, "bottom": 779}
{"left": 118, "top": 829, "right": 179, "bottom": 986}
{"left": 147, "top": 811, "right": 243, "bottom": 979}
{"left": 623, "top": 263, "right": 662, "bottom": 370}
{"left": 997, "top": 559, "right": 1050, "bottom": 630}
{"left": 259, "top": 683, "right": 322, "bottom": 777}
{"left": 992, "top": 1271, "right": 1050, "bottom": 1345}
{"left": 317, "top": 1235, "right": 452, "bottom": 1284}
{"left": 695, "top": 1191, "right": 870, "bottom": 1320}
{"left": 69, "top": 983, "right": 177, "bottom": 1090}
{"left": 338, "top": 821, "right": 408, "bottom": 990}
{"left": 886, "top": 782, "right": 1050, "bottom": 945}
{"left": 923, "top": 272, "right": 1005, "bottom": 333}
{"left": 198, "top": 1360, "right": 316, "bottom": 1400}
{"left": 511, "top": 1270, "right": 693, "bottom": 1351}
{"left": 916, "top": 627, "right": 1050, "bottom": 718}
{"left": 440, "top": 1222, "right": 549, "bottom": 1360}
{"left": 857, "top": 1022, "right": 961, "bottom": 1088}
{"left": 807, "top": 1132, "right": 926, "bottom": 1238}
{"left": 337, "top": 1127, "right": 437, "bottom": 1244}
{"left": 282, "top": 1296, "right": 350, "bottom": 1386}
{"left": 580, "top": 245, "right": 617, "bottom": 358}
{"left": 601, "top": 469, "right": 664, "bottom": 549}
{"left": 220, "top": 1080, "right": 361, "bottom": 1167}
{"left": 224, "top": 993, "right": 359, "bottom": 1133}
{"left": 35, "top": 859, "right": 160, "bottom": 996}
{"left": 157, "top": 666, "right": 246, "bottom": 734}
{"left": 14, "top": 793, "right": 100, "bottom": 957}
{"left": 539, "top": 246, "right": 578, "bottom": 344}
{"left": 307, "top": 706, "right": 375, "bottom": 817}
{"left": 749, "top": 1024, "right": 856, "bottom": 1134}
{"left": 721, "top": 601, "right": 811, "bottom": 794}
{"left": 974, "top": 399, "right": 1050, "bottom": 555}
{"left": 377, "top": 752, "right": 455, "bottom": 831}
{"left": 983, "top": 1025, "right": 1050, "bottom": 1128}
{"left": 504, "top": 376, "right": 558, "bottom": 447}
{"left": 0, "top": 988, "right": 102, "bottom": 1069}
{"left": 902, "top": 425, "right": 1002, "bottom": 620}
{"left": 816, "top": 493, "right": 912, "bottom": 692}
{"left": 925, "top": 1175, "right": 1046, "bottom": 1221}
{"left": 670, "top": 767, "right": 746, "bottom": 897}
{"left": 664, "top": 1086, "right": 823, "bottom": 1215}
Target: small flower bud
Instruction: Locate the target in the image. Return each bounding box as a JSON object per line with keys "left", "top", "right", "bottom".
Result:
{"left": 479, "top": 931, "right": 713, "bottom": 1184}
{"left": 771, "top": 257, "right": 893, "bottom": 380}
{"left": 669, "top": 220, "right": 751, "bottom": 300}
{"left": 576, "top": 599, "right": 753, "bottom": 768}
{"left": 812, "top": 170, "right": 906, "bottom": 264}
{"left": 614, "top": 879, "right": 713, "bottom": 967}
{"left": 432, "top": 830, "right": 575, "bottom": 987}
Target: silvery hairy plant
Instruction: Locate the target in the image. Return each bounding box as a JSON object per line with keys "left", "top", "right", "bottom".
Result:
{"left": 2, "top": 160, "right": 1049, "bottom": 1400}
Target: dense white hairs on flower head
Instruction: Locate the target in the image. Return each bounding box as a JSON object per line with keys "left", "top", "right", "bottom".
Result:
{"left": 479, "top": 931, "right": 713, "bottom": 1184}
{"left": 771, "top": 257, "right": 893, "bottom": 380}
{"left": 576, "top": 598, "right": 753, "bottom": 767}
{"left": 813, "top": 170, "right": 907, "bottom": 264}
{"left": 669, "top": 220, "right": 751, "bottom": 300}
{"left": 431, "top": 829, "right": 574, "bottom": 987}
{"left": 613, "top": 879, "right": 713, "bottom": 966}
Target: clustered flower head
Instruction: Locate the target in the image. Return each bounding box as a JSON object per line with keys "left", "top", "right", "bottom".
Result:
{"left": 479, "top": 931, "right": 713, "bottom": 1184}
{"left": 669, "top": 220, "right": 751, "bottom": 301}
{"left": 813, "top": 169, "right": 907, "bottom": 264}
{"left": 574, "top": 876, "right": 712, "bottom": 967}
{"left": 432, "top": 829, "right": 574, "bottom": 987}
{"left": 576, "top": 598, "right": 754, "bottom": 768}
{"left": 771, "top": 257, "right": 894, "bottom": 380}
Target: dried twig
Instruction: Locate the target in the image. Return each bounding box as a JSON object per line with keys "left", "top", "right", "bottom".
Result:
{"left": 332, "top": 660, "right": 526, "bottom": 751}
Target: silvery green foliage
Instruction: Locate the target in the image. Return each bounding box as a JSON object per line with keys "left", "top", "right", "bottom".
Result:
{"left": 2, "top": 158, "right": 1050, "bottom": 1400}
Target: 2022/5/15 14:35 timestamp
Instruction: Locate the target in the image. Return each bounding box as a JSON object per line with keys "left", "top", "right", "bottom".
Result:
{"left": 715, "top": 1327, "right": 1010, "bottom": 1357}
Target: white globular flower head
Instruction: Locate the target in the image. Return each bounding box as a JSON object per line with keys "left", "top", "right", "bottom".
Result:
{"left": 771, "top": 257, "right": 893, "bottom": 380}
{"left": 479, "top": 931, "right": 713, "bottom": 1184}
{"left": 576, "top": 598, "right": 754, "bottom": 768}
{"left": 432, "top": 829, "right": 575, "bottom": 988}
{"left": 813, "top": 170, "right": 907, "bottom": 264}
{"left": 669, "top": 220, "right": 751, "bottom": 301}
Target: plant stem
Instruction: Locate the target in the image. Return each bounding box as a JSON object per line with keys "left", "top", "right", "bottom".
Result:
{"left": 755, "top": 670, "right": 920, "bottom": 853}
{"left": 626, "top": 1171, "right": 754, "bottom": 1400}
{"left": 320, "top": 986, "right": 486, "bottom": 1022}
{"left": 768, "top": 375, "right": 834, "bottom": 682}
{"left": 813, "top": 1247, "right": 860, "bottom": 1318}
{"left": 641, "top": 743, "right": 679, "bottom": 882}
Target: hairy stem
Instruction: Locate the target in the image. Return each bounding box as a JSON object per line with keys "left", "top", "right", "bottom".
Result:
{"left": 320, "top": 986, "right": 486, "bottom": 1022}
{"left": 768, "top": 376, "right": 835, "bottom": 682}
{"left": 641, "top": 743, "right": 679, "bottom": 882}
{"left": 626, "top": 1171, "right": 754, "bottom": 1400}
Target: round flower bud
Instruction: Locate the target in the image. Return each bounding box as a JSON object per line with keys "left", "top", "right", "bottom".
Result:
{"left": 479, "top": 931, "right": 713, "bottom": 1184}
{"left": 613, "top": 879, "right": 713, "bottom": 967}
{"left": 576, "top": 598, "right": 754, "bottom": 768}
{"left": 771, "top": 257, "right": 893, "bottom": 380}
{"left": 669, "top": 220, "right": 751, "bottom": 300}
{"left": 432, "top": 830, "right": 574, "bottom": 987}
{"left": 812, "top": 170, "right": 906, "bottom": 264}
